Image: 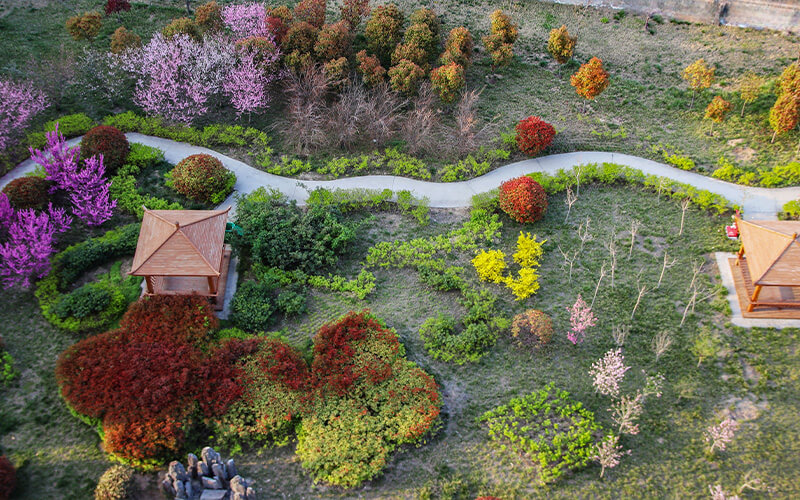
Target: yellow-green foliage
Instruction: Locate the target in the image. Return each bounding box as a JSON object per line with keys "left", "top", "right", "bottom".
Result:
{"left": 472, "top": 231, "right": 546, "bottom": 300}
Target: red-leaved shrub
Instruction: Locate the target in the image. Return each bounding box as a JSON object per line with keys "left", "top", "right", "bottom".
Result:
{"left": 294, "top": 0, "right": 326, "bottom": 28}
{"left": 105, "top": 0, "right": 131, "bottom": 15}
{"left": 510, "top": 309, "right": 553, "bottom": 348}
{"left": 2, "top": 176, "right": 50, "bottom": 209}
{"left": 266, "top": 5, "right": 293, "bottom": 44}
{"left": 515, "top": 116, "right": 556, "bottom": 156}
{"left": 102, "top": 411, "right": 189, "bottom": 464}
{"left": 165, "top": 154, "right": 236, "bottom": 204}
{"left": 119, "top": 294, "right": 218, "bottom": 347}
{"left": 0, "top": 455, "right": 14, "bottom": 500}
{"left": 498, "top": 176, "right": 548, "bottom": 223}
{"left": 80, "top": 125, "right": 130, "bottom": 176}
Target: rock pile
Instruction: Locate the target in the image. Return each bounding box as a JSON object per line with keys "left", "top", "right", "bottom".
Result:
{"left": 161, "top": 447, "right": 256, "bottom": 500}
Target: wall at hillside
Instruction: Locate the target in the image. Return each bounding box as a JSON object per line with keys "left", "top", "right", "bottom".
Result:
{"left": 548, "top": 0, "right": 800, "bottom": 33}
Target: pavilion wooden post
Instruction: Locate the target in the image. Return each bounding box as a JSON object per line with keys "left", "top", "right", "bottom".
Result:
{"left": 736, "top": 245, "right": 745, "bottom": 264}
{"left": 145, "top": 276, "right": 155, "bottom": 294}
{"left": 207, "top": 276, "right": 217, "bottom": 295}
{"left": 747, "top": 285, "right": 762, "bottom": 312}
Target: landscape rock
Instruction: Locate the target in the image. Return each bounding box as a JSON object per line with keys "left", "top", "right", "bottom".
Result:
{"left": 160, "top": 445, "right": 256, "bottom": 499}
{"left": 232, "top": 493, "right": 246, "bottom": 500}
{"left": 212, "top": 463, "right": 227, "bottom": 485}
{"left": 175, "top": 479, "right": 186, "bottom": 499}
{"left": 226, "top": 459, "right": 238, "bottom": 479}
{"left": 230, "top": 475, "right": 247, "bottom": 495}
{"left": 246, "top": 487, "right": 257, "bottom": 500}
{"left": 201, "top": 476, "right": 222, "bottom": 490}
{"left": 169, "top": 461, "right": 189, "bottom": 482}
{"left": 201, "top": 447, "right": 215, "bottom": 468}
{"left": 199, "top": 490, "right": 227, "bottom": 500}
{"left": 187, "top": 453, "right": 199, "bottom": 477}
{"left": 198, "top": 462, "right": 209, "bottom": 477}
{"left": 161, "top": 478, "right": 175, "bottom": 496}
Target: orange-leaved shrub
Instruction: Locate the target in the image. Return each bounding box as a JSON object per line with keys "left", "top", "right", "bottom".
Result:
{"left": 80, "top": 125, "right": 130, "bottom": 176}
{"left": 165, "top": 153, "right": 236, "bottom": 204}
{"left": 195, "top": 1, "right": 224, "bottom": 33}
{"left": 365, "top": 4, "right": 405, "bottom": 63}
{"left": 440, "top": 27, "right": 473, "bottom": 68}
{"left": 110, "top": 26, "right": 142, "bottom": 54}
{"left": 356, "top": 50, "right": 387, "bottom": 86}
{"left": 510, "top": 309, "right": 553, "bottom": 348}
{"left": 161, "top": 17, "right": 202, "bottom": 41}
{"left": 499, "top": 176, "right": 548, "bottom": 223}
{"left": 266, "top": 5, "right": 293, "bottom": 43}
{"left": 294, "top": 0, "right": 326, "bottom": 29}
{"left": 66, "top": 12, "right": 103, "bottom": 42}
{"left": 388, "top": 59, "right": 425, "bottom": 95}
{"left": 314, "top": 20, "right": 352, "bottom": 60}
{"left": 515, "top": 116, "right": 556, "bottom": 156}
{"left": 430, "top": 62, "right": 465, "bottom": 103}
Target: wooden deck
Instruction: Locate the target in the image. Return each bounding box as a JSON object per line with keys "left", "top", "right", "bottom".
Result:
{"left": 728, "top": 257, "right": 800, "bottom": 319}
{"left": 143, "top": 245, "right": 232, "bottom": 311}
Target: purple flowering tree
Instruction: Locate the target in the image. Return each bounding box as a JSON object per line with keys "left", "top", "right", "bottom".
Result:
{"left": 0, "top": 78, "right": 50, "bottom": 152}
{"left": 122, "top": 34, "right": 235, "bottom": 124}
{"left": 0, "top": 203, "right": 71, "bottom": 288}
{"left": 0, "top": 193, "right": 12, "bottom": 227}
{"left": 224, "top": 48, "right": 278, "bottom": 118}
{"left": 29, "top": 125, "right": 80, "bottom": 191}
{"left": 222, "top": 3, "right": 268, "bottom": 38}
{"left": 567, "top": 294, "right": 597, "bottom": 344}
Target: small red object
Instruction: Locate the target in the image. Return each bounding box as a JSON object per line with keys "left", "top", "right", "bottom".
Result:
{"left": 726, "top": 225, "right": 739, "bottom": 238}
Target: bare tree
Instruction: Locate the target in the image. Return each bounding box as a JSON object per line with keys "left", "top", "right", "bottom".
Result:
{"left": 557, "top": 244, "right": 579, "bottom": 282}
{"left": 688, "top": 260, "right": 704, "bottom": 292}
{"left": 657, "top": 251, "right": 677, "bottom": 287}
{"left": 612, "top": 324, "right": 630, "bottom": 347}
{"left": 680, "top": 284, "right": 715, "bottom": 326}
{"left": 577, "top": 217, "right": 593, "bottom": 252}
{"left": 628, "top": 219, "right": 642, "bottom": 258}
{"left": 679, "top": 199, "right": 690, "bottom": 236}
{"left": 444, "top": 88, "right": 493, "bottom": 158}
{"left": 399, "top": 82, "right": 439, "bottom": 156}
{"left": 574, "top": 164, "right": 584, "bottom": 197}
{"left": 651, "top": 330, "right": 673, "bottom": 362}
{"left": 591, "top": 261, "right": 608, "bottom": 308}
{"left": 631, "top": 279, "right": 648, "bottom": 321}
{"left": 605, "top": 235, "right": 618, "bottom": 287}
{"left": 564, "top": 187, "right": 578, "bottom": 223}
{"left": 282, "top": 66, "right": 331, "bottom": 154}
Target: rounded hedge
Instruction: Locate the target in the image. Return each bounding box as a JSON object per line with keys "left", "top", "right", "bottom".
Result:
{"left": 2, "top": 176, "right": 50, "bottom": 209}
{"left": 516, "top": 116, "right": 556, "bottom": 156}
{"left": 166, "top": 154, "right": 236, "bottom": 204}
{"left": 161, "top": 17, "right": 202, "bottom": 41}
{"left": 498, "top": 176, "right": 548, "bottom": 224}
{"left": 80, "top": 125, "right": 130, "bottom": 176}
{"left": 94, "top": 465, "right": 135, "bottom": 500}
{"left": 0, "top": 455, "right": 15, "bottom": 500}
{"left": 510, "top": 309, "right": 553, "bottom": 348}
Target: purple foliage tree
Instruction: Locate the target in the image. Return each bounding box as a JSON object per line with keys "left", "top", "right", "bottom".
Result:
{"left": 567, "top": 294, "right": 597, "bottom": 344}
{"left": 223, "top": 48, "right": 278, "bottom": 118}
{"left": 122, "top": 33, "right": 235, "bottom": 124}
{"left": 29, "top": 125, "right": 80, "bottom": 192}
{"left": 0, "top": 192, "right": 12, "bottom": 227}
{"left": 0, "top": 203, "right": 71, "bottom": 288}
{"left": 0, "top": 78, "right": 50, "bottom": 152}
{"left": 221, "top": 3, "right": 268, "bottom": 38}
{"left": 69, "top": 154, "right": 117, "bottom": 226}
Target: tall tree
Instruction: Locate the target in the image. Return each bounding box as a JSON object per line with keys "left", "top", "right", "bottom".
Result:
{"left": 737, "top": 72, "right": 763, "bottom": 117}
{"left": 682, "top": 58, "right": 715, "bottom": 109}
{"left": 0, "top": 79, "right": 49, "bottom": 152}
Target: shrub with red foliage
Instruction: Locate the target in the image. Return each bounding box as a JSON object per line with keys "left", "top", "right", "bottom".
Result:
{"left": 294, "top": 0, "right": 326, "bottom": 28}
{"left": 515, "top": 116, "right": 556, "bottom": 156}
{"left": 119, "top": 294, "right": 218, "bottom": 347}
{"left": 102, "top": 412, "right": 188, "bottom": 465}
{"left": 498, "top": 176, "right": 548, "bottom": 223}
{"left": 105, "top": 0, "right": 131, "bottom": 15}
{"left": 197, "top": 338, "right": 265, "bottom": 417}
{"left": 0, "top": 455, "right": 15, "bottom": 500}
{"left": 2, "top": 176, "right": 50, "bottom": 209}
{"left": 266, "top": 5, "right": 293, "bottom": 44}
{"left": 311, "top": 311, "right": 400, "bottom": 396}
{"left": 79, "top": 125, "right": 130, "bottom": 176}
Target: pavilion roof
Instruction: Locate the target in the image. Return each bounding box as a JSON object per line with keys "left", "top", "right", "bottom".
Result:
{"left": 130, "top": 208, "right": 229, "bottom": 277}
{"left": 738, "top": 218, "right": 800, "bottom": 287}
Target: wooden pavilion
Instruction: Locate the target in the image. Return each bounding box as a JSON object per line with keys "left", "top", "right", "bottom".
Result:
{"left": 129, "top": 208, "right": 232, "bottom": 310}
{"left": 730, "top": 217, "right": 800, "bottom": 317}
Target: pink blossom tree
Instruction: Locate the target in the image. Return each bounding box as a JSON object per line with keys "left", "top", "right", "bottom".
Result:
{"left": 224, "top": 48, "right": 278, "bottom": 118}
{"left": 222, "top": 3, "right": 269, "bottom": 38}
{"left": 705, "top": 417, "right": 738, "bottom": 454}
{"left": 0, "top": 193, "right": 12, "bottom": 227}
{"left": 592, "top": 433, "right": 630, "bottom": 478}
{"left": 0, "top": 203, "right": 71, "bottom": 288}
{"left": 0, "top": 78, "right": 50, "bottom": 151}
{"left": 567, "top": 293, "right": 597, "bottom": 344}
{"left": 590, "top": 348, "right": 629, "bottom": 397}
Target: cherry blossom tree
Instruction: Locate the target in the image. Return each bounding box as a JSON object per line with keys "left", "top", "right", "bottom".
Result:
{"left": 0, "top": 78, "right": 49, "bottom": 151}
{"left": 705, "top": 417, "right": 738, "bottom": 454}
{"left": 567, "top": 293, "right": 597, "bottom": 344}
{"left": 590, "top": 348, "right": 629, "bottom": 397}
{"left": 224, "top": 47, "right": 279, "bottom": 118}
{"left": 221, "top": 3, "right": 268, "bottom": 38}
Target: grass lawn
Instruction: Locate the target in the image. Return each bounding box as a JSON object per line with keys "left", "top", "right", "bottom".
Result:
{"left": 4, "top": 183, "right": 799, "bottom": 498}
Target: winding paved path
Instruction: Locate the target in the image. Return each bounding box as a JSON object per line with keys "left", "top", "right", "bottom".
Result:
{"left": 2, "top": 133, "right": 797, "bottom": 220}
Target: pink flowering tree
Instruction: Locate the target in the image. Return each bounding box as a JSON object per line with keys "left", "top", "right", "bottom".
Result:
{"left": 222, "top": 3, "right": 269, "bottom": 38}
{"left": 122, "top": 34, "right": 235, "bottom": 124}
{"left": 0, "top": 203, "right": 71, "bottom": 288}
{"left": 567, "top": 294, "right": 596, "bottom": 344}
{"left": 705, "top": 417, "right": 738, "bottom": 455}
{"left": 0, "top": 78, "right": 50, "bottom": 152}
{"left": 224, "top": 47, "right": 279, "bottom": 118}
{"left": 590, "top": 348, "right": 629, "bottom": 397}
{"left": 0, "top": 192, "right": 12, "bottom": 227}
{"left": 592, "top": 433, "right": 630, "bottom": 478}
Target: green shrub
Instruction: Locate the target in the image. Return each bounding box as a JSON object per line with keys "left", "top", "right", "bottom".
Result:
{"left": 165, "top": 154, "right": 236, "bottom": 204}
{"left": 120, "top": 143, "right": 165, "bottom": 176}
{"left": 480, "top": 384, "right": 602, "bottom": 484}
{"left": 110, "top": 175, "right": 183, "bottom": 219}
{"left": 94, "top": 465, "right": 135, "bottom": 500}
{"left": 365, "top": 4, "right": 405, "bottom": 63}
{"left": 80, "top": 125, "right": 130, "bottom": 176}
{"left": 53, "top": 282, "right": 112, "bottom": 320}
{"left": 418, "top": 264, "right": 463, "bottom": 291}
{"left": 403, "top": 23, "right": 437, "bottom": 62}
{"left": 37, "top": 275, "right": 131, "bottom": 334}
{"left": 388, "top": 59, "right": 425, "bottom": 95}
{"left": 162, "top": 17, "right": 202, "bottom": 40}
{"left": 384, "top": 147, "right": 430, "bottom": 178}
{"left": 419, "top": 313, "right": 497, "bottom": 364}
{"left": 2, "top": 176, "right": 50, "bottom": 209}
{"left": 781, "top": 200, "right": 800, "bottom": 220}
{"left": 0, "top": 350, "right": 17, "bottom": 387}
{"left": 230, "top": 280, "right": 279, "bottom": 332}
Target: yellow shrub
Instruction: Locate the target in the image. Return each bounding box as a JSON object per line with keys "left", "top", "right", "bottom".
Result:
{"left": 513, "top": 231, "right": 546, "bottom": 268}
{"left": 503, "top": 268, "right": 540, "bottom": 301}
{"left": 472, "top": 249, "right": 506, "bottom": 283}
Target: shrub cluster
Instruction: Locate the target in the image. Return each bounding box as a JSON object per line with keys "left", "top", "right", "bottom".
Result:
{"left": 229, "top": 276, "right": 306, "bottom": 332}
{"left": 480, "top": 384, "right": 602, "bottom": 484}
{"left": 1, "top": 176, "right": 50, "bottom": 209}
{"left": 498, "top": 176, "right": 548, "bottom": 223}
{"left": 94, "top": 465, "right": 135, "bottom": 500}
{"left": 0, "top": 455, "right": 15, "bottom": 500}
{"left": 80, "top": 125, "right": 130, "bottom": 176}
{"left": 419, "top": 313, "right": 496, "bottom": 365}
{"left": 510, "top": 309, "right": 553, "bottom": 349}
{"left": 515, "top": 116, "right": 556, "bottom": 156}
{"left": 66, "top": 11, "right": 102, "bottom": 41}
{"left": 165, "top": 154, "right": 236, "bottom": 204}
{"left": 110, "top": 26, "right": 142, "bottom": 54}
{"left": 482, "top": 10, "right": 518, "bottom": 70}
{"left": 472, "top": 231, "right": 545, "bottom": 301}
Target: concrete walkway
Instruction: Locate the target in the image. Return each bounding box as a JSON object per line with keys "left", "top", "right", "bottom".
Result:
{"left": 2, "top": 133, "right": 797, "bottom": 219}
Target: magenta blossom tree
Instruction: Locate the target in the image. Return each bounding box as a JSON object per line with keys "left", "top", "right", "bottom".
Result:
{"left": 567, "top": 293, "right": 597, "bottom": 344}
{"left": 224, "top": 48, "right": 278, "bottom": 118}
{"left": 0, "top": 203, "right": 71, "bottom": 288}
{"left": 222, "top": 3, "right": 269, "bottom": 38}
{"left": 122, "top": 33, "right": 235, "bottom": 124}
{"left": 29, "top": 125, "right": 80, "bottom": 192}
{"left": 0, "top": 78, "right": 50, "bottom": 152}
{"left": 0, "top": 192, "right": 12, "bottom": 227}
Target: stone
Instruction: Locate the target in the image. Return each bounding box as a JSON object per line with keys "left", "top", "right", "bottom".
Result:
{"left": 201, "top": 476, "right": 222, "bottom": 490}
{"left": 226, "top": 459, "right": 238, "bottom": 479}
{"left": 199, "top": 490, "right": 228, "bottom": 500}
{"left": 230, "top": 475, "right": 247, "bottom": 495}
{"left": 246, "top": 487, "right": 257, "bottom": 500}
{"left": 169, "top": 461, "right": 189, "bottom": 482}
{"left": 198, "top": 461, "right": 209, "bottom": 477}
{"left": 161, "top": 478, "right": 175, "bottom": 496}
{"left": 212, "top": 463, "right": 227, "bottom": 484}
{"left": 187, "top": 453, "right": 199, "bottom": 477}
{"left": 184, "top": 480, "right": 193, "bottom": 498}
{"left": 201, "top": 447, "right": 215, "bottom": 467}
{"left": 175, "top": 480, "right": 186, "bottom": 499}
{"left": 232, "top": 493, "right": 246, "bottom": 500}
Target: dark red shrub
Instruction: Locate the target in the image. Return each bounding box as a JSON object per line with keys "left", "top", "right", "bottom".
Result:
{"left": 80, "top": 125, "right": 130, "bottom": 176}
{"left": 105, "top": 0, "right": 131, "bottom": 15}
{"left": 266, "top": 5, "right": 293, "bottom": 44}
{"left": 2, "top": 176, "right": 50, "bottom": 209}
{"left": 294, "top": 0, "right": 326, "bottom": 28}
{"left": 0, "top": 455, "right": 15, "bottom": 500}
{"left": 102, "top": 412, "right": 188, "bottom": 464}
{"left": 119, "top": 295, "right": 218, "bottom": 347}
{"left": 311, "top": 311, "right": 400, "bottom": 396}
{"left": 197, "top": 338, "right": 266, "bottom": 417}
{"left": 515, "top": 116, "right": 556, "bottom": 156}
{"left": 254, "top": 338, "right": 310, "bottom": 391}
{"left": 498, "top": 176, "right": 548, "bottom": 223}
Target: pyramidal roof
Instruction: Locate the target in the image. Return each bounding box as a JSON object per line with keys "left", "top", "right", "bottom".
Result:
{"left": 738, "top": 218, "right": 800, "bottom": 287}
{"left": 130, "top": 208, "right": 230, "bottom": 277}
